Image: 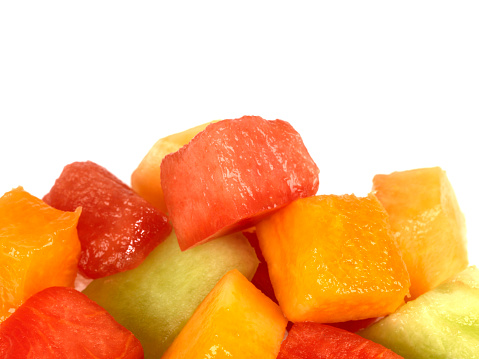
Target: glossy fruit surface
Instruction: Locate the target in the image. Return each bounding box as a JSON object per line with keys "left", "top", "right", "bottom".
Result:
{"left": 0, "top": 187, "right": 81, "bottom": 322}
{"left": 162, "top": 269, "right": 287, "bottom": 359}
{"left": 278, "top": 322, "right": 403, "bottom": 358}
{"left": 160, "top": 115, "right": 319, "bottom": 250}
{"left": 131, "top": 121, "right": 213, "bottom": 213}
{"left": 43, "top": 161, "right": 171, "bottom": 279}
{"left": 373, "top": 166, "right": 468, "bottom": 299}
{"left": 83, "top": 230, "right": 258, "bottom": 358}
{"left": 0, "top": 286, "right": 143, "bottom": 358}
{"left": 256, "top": 193, "right": 410, "bottom": 323}
{"left": 359, "top": 266, "right": 479, "bottom": 358}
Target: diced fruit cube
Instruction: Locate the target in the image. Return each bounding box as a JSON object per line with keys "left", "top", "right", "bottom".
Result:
{"left": 83, "top": 230, "right": 259, "bottom": 358}
{"left": 256, "top": 193, "right": 410, "bottom": 323}
{"left": 161, "top": 269, "right": 288, "bottom": 359}
{"left": 373, "top": 167, "right": 468, "bottom": 299}
{"left": 43, "top": 161, "right": 171, "bottom": 279}
{"left": 0, "top": 287, "right": 143, "bottom": 358}
{"left": 278, "top": 322, "right": 403, "bottom": 358}
{"left": 160, "top": 115, "right": 319, "bottom": 250}
{"left": 359, "top": 266, "right": 479, "bottom": 358}
{"left": 131, "top": 121, "right": 214, "bottom": 213}
{"left": 0, "top": 187, "right": 81, "bottom": 322}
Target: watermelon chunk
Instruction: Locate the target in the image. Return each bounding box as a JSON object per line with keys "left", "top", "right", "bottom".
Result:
{"left": 161, "top": 116, "right": 319, "bottom": 250}
{"left": 278, "top": 322, "right": 403, "bottom": 359}
{"left": 0, "top": 286, "right": 143, "bottom": 358}
{"left": 43, "top": 161, "right": 171, "bottom": 279}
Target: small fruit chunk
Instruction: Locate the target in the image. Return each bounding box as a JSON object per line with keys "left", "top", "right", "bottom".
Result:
{"left": 43, "top": 161, "right": 171, "bottom": 279}
{"left": 160, "top": 115, "right": 319, "bottom": 250}
{"left": 0, "top": 286, "right": 143, "bottom": 358}
{"left": 373, "top": 167, "right": 468, "bottom": 299}
{"left": 131, "top": 121, "right": 214, "bottom": 213}
{"left": 256, "top": 193, "right": 410, "bottom": 323}
{"left": 278, "top": 322, "right": 403, "bottom": 359}
{"left": 161, "top": 269, "right": 288, "bottom": 359}
{"left": 0, "top": 187, "right": 81, "bottom": 322}
{"left": 83, "top": 230, "right": 258, "bottom": 358}
{"left": 359, "top": 266, "right": 479, "bottom": 358}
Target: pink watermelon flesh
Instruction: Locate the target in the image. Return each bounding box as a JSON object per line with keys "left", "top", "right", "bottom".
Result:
{"left": 0, "top": 286, "right": 143, "bottom": 359}
{"left": 43, "top": 161, "right": 171, "bottom": 279}
{"left": 161, "top": 116, "right": 319, "bottom": 250}
{"left": 278, "top": 322, "right": 403, "bottom": 359}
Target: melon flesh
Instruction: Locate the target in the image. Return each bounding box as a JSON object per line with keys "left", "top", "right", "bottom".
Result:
{"left": 373, "top": 167, "right": 468, "bottom": 299}
{"left": 83, "top": 230, "right": 258, "bottom": 358}
{"left": 256, "top": 193, "right": 410, "bottom": 323}
{"left": 359, "top": 266, "right": 479, "bottom": 358}
{"left": 160, "top": 115, "right": 319, "bottom": 250}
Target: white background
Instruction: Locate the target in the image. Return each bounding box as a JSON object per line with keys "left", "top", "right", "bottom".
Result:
{"left": 1, "top": 2, "right": 478, "bottom": 265}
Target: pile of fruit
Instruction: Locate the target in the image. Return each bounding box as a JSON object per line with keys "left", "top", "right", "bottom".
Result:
{"left": 0, "top": 116, "right": 477, "bottom": 358}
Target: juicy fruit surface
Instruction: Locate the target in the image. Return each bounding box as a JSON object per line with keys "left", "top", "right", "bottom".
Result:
{"left": 83, "top": 230, "right": 259, "bottom": 358}
{"left": 0, "top": 187, "right": 81, "bottom": 322}
{"left": 256, "top": 193, "right": 410, "bottom": 323}
{"left": 131, "top": 121, "right": 214, "bottom": 213}
{"left": 373, "top": 166, "right": 468, "bottom": 299}
{"left": 360, "top": 266, "right": 479, "bottom": 358}
{"left": 161, "top": 115, "right": 319, "bottom": 250}
{"left": 0, "top": 286, "right": 143, "bottom": 358}
{"left": 43, "top": 161, "right": 171, "bottom": 279}
{"left": 278, "top": 322, "right": 403, "bottom": 359}
{"left": 162, "top": 269, "right": 287, "bottom": 359}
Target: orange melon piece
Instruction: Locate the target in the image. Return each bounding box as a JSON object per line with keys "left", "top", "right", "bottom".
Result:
{"left": 131, "top": 121, "right": 214, "bottom": 213}
{"left": 256, "top": 193, "right": 410, "bottom": 323}
{"left": 373, "top": 166, "right": 468, "bottom": 299}
{"left": 0, "top": 187, "right": 81, "bottom": 322}
{"left": 161, "top": 269, "right": 287, "bottom": 359}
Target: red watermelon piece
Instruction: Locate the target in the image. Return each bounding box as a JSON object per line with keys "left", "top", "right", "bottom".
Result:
{"left": 0, "top": 286, "right": 143, "bottom": 358}
{"left": 161, "top": 116, "right": 319, "bottom": 250}
{"left": 43, "top": 161, "right": 171, "bottom": 279}
{"left": 277, "top": 322, "right": 403, "bottom": 359}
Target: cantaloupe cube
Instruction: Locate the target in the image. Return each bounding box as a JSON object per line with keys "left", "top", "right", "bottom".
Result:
{"left": 256, "top": 193, "right": 410, "bottom": 323}
{"left": 0, "top": 187, "right": 81, "bottom": 322}
{"left": 373, "top": 167, "right": 468, "bottom": 299}
{"left": 161, "top": 269, "right": 287, "bottom": 359}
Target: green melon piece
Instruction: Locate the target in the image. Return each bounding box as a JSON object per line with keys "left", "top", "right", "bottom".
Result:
{"left": 83, "top": 230, "right": 258, "bottom": 358}
{"left": 359, "top": 266, "right": 479, "bottom": 358}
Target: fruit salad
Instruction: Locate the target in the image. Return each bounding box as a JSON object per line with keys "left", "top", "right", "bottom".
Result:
{"left": 0, "top": 115, "right": 476, "bottom": 358}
